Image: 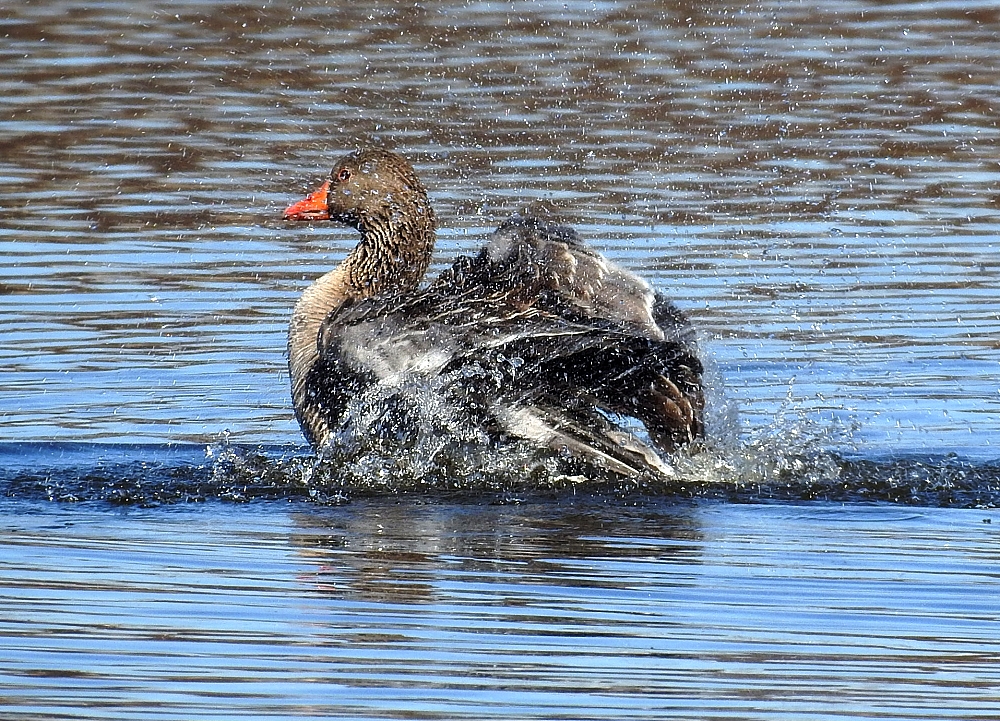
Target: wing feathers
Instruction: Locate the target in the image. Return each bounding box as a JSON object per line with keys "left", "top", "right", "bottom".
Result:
{"left": 305, "top": 216, "right": 703, "bottom": 479}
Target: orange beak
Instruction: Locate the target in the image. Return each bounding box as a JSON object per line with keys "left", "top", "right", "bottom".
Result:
{"left": 283, "top": 180, "right": 331, "bottom": 221}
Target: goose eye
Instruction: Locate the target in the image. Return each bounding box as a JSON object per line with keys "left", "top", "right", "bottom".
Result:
{"left": 337, "top": 168, "right": 351, "bottom": 183}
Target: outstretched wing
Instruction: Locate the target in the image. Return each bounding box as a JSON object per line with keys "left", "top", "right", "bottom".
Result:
{"left": 310, "top": 217, "right": 703, "bottom": 479}
{"left": 477, "top": 217, "right": 666, "bottom": 339}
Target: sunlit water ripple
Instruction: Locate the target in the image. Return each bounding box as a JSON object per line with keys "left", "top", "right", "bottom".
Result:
{"left": 2, "top": 0, "right": 1000, "bottom": 718}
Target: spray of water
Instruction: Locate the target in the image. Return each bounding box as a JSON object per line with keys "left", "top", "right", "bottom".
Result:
{"left": 4, "top": 382, "right": 996, "bottom": 507}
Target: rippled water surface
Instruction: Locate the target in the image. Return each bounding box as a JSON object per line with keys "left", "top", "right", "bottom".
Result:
{"left": 3, "top": 497, "right": 999, "bottom": 720}
{"left": 3, "top": 0, "right": 1000, "bottom": 453}
{"left": 3, "top": 0, "right": 1000, "bottom": 718}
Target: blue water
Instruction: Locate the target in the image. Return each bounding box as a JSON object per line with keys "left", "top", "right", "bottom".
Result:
{"left": 1, "top": 497, "right": 997, "bottom": 720}
{"left": 3, "top": 0, "right": 1000, "bottom": 718}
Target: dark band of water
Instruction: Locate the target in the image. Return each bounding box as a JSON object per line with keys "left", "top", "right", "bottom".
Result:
{"left": 2, "top": 442, "right": 998, "bottom": 509}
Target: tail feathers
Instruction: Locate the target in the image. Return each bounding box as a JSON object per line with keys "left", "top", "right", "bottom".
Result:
{"left": 497, "top": 402, "right": 675, "bottom": 481}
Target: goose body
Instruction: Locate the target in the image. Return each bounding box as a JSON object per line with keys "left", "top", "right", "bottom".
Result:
{"left": 284, "top": 148, "right": 704, "bottom": 479}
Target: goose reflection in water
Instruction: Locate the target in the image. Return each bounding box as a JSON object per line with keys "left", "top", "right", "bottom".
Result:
{"left": 291, "top": 501, "right": 703, "bottom": 604}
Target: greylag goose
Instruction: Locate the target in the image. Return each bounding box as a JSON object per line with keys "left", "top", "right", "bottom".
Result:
{"left": 283, "top": 148, "right": 704, "bottom": 479}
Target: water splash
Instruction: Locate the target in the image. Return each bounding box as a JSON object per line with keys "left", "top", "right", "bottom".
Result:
{"left": 2, "top": 401, "right": 997, "bottom": 507}
{"left": 202, "top": 392, "right": 1000, "bottom": 507}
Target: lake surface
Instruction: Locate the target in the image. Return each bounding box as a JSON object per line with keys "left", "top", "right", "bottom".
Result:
{"left": 2, "top": 0, "right": 999, "bottom": 718}
{"left": 2, "top": 497, "right": 998, "bottom": 720}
